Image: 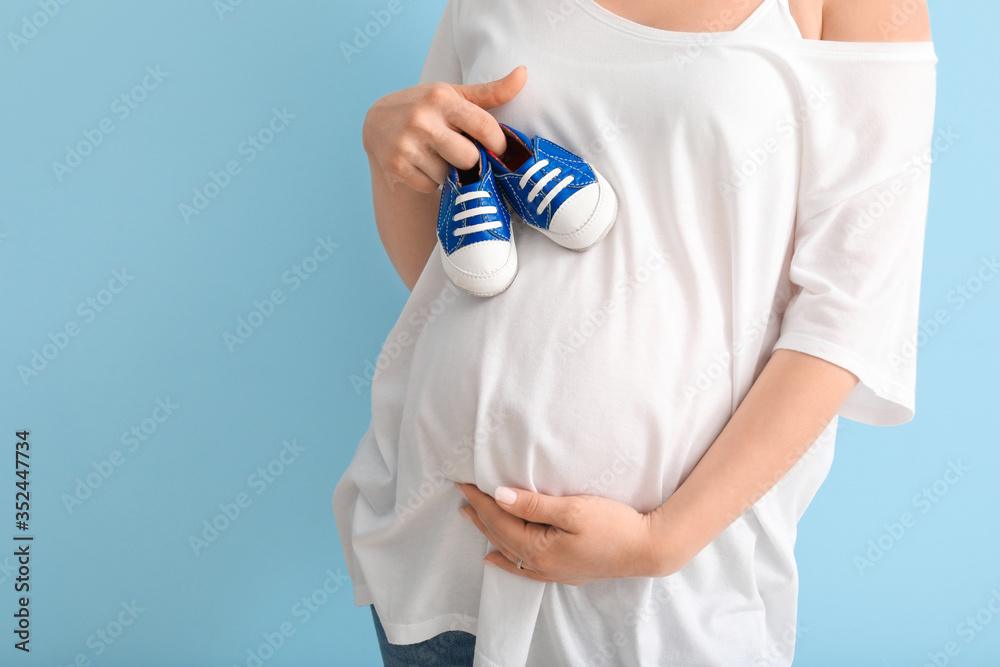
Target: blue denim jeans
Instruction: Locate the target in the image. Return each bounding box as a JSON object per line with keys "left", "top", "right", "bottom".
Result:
{"left": 370, "top": 604, "right": 476, "bottom": 667}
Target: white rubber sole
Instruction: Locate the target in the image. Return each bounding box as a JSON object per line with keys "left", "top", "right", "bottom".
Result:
{"left": 439, "top": 236, "right": 518, "bottom": 298}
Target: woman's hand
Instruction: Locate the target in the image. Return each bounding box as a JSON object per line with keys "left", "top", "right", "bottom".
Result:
{"left": 362, "top": 66, "right": 527, "bottom": 195}
{"left": 455, "top": 482, "right": 665, "bottom": 585}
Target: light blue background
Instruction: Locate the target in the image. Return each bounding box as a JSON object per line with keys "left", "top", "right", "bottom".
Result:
{"left": 0, "top": 1, "right": 996, "bottom": 665}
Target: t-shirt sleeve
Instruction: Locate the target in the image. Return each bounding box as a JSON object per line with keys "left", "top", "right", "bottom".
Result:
{"left": 417, "top": 0, "right": 464, "bottom": 86}
{"left": 771, "top": 45, "right": 938, "bottom": 427}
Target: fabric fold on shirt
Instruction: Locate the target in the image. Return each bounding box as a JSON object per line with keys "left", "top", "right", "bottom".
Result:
{"left": 473, "top": 553, "right": 545, "bottom": 667}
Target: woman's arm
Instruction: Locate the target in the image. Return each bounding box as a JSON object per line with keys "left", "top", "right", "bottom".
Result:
{"left": 641, "top": 349, "right": 857, "bottom": 575}
{"left": 365, "top": 157, "right": 441, "bottom": 292}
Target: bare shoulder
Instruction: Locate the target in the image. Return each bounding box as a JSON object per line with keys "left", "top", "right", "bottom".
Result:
{"left": 787, "top": 0, "right": 932, "bottom": 42}
{"left": 785, "top": 0, "right": 822, "bottom": 40}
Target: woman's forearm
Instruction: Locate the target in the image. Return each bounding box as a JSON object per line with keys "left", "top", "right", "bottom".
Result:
{"left": 644, "top": 348, "right": 860, "bottom": 576}
{"left": 368, "top": 155, "right": 440, "bottom": 292}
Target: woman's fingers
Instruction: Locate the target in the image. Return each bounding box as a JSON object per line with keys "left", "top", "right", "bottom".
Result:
{"left": 445, "top": 66, "right": 527, "bottom": 155}
{"left": 403, "top": 149, "right": 451, "bottom": 191}
{"left": 442, "top": 101, "right": 507, "bottom": 158}
{"left": 452, "top": 65, "right": 527, "bottom": 111}
{"left": 460, "top": 506, "right": 523, "bottom": 563}
{"left": 483, "top": 551, "right": 554, "bottom": 583}
{"left": 376, "top": 157, "right": 436, "bottom": 195}
{"left": 424, "top": 124, "right": 480, "bottom": 176}
{"left": 364, "top": 66, "right": 527, "bottom": 195}
{"left": 399, "top": 168, "right": 440, "bottom": 195}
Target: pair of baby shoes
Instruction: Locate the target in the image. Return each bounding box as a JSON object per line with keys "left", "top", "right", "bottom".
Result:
{"left": 436, "top": 122, "right": 618, "bottom": 297}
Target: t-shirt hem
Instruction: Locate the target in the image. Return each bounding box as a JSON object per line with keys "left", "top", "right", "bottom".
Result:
{"left": 475, "top": 653, "right": 505, "bottom": 667}
{"left": 376, "top": 610, "right": 480, "bottom": 646}
{"left": 352, "top": 583, "right": 373, "bottom": 608}
{"left": 771, "top": 332, "right": 914, "bottom": 427}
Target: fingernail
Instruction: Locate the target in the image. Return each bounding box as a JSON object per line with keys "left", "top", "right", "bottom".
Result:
{"left": 460, "top": 507, "right": 473, "bottom": 522}
{"left": 494, "top": 487, "right": 517, "bottom": 505}
{"left": 454, "top": 482, "right": 468, "bottom": 500}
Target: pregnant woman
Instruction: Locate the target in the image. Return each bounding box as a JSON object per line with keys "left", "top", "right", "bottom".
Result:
{"left": 334, "top": 0, "right": 937, "bottom": 664}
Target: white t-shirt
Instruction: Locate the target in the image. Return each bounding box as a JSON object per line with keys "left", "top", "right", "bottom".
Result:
{"left": 333, "top": 0, "right": 938, "bottom": 664}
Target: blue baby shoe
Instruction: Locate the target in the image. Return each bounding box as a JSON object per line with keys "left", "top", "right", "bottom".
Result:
{"left": 484, "top": 123, "right": 618, "bottom": 251}
{"left": 437, "top": 146, "right": 518, "bottom": 297}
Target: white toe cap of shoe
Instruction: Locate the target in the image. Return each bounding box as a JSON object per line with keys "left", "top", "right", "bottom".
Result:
{"left": 447, "top": 241, "right": 512, "bottom": 275}
{"left": 542, "top": 171, "right": 617, "bottom": 250}
{"left": 442, "top": 240, "right": 517, "bottom": 297}
{"left": 547, "top": 182, "right": 601, "bottom": 237}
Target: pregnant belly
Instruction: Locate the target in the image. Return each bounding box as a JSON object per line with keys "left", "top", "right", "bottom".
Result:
{"left": 395, "top": 263, "right": 731, "bottom": 513}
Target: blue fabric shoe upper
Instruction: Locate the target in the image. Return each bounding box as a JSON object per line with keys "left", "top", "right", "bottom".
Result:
{"left": 437, "top": 147, "right": 512, "bottom": 256}
{"left": 485, "top": 123, "right": 597, "bottom": 232}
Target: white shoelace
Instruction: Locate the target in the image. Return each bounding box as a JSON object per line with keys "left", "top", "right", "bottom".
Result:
{"left": 452, "top": 191, "right": 501, "bottom": 236}
{"left": 519, "top": 159, "right": 575, "bottom": 216}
